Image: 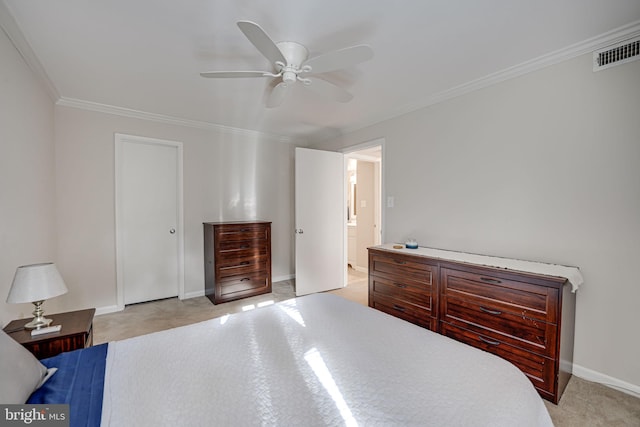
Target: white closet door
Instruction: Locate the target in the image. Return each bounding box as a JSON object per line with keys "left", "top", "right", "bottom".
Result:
{"left": 116, "top": 134, "right": 182, "bottom": 305}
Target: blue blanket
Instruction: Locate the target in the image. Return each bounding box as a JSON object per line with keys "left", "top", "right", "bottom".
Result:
{"left": 27, "top": 343, "right": 108, "bottom": 427}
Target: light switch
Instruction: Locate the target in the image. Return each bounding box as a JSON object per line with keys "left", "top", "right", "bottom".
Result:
{"left": 361, "top": 200, "right": 367, "bottom": 208}
{"left": 387, "top": 196, "right": 394, "bottom": 208}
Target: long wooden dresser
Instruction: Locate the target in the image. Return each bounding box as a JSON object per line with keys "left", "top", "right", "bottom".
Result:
{"left": 204, "top": 221, "right": 272, "bottom": 304}
{"left": 368, "top": 244, "right": 580, "bottom": 404}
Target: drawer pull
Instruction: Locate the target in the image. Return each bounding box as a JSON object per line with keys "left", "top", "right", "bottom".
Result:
{"left": 394, "top": 283, "right": 408, "bottom": 288}
{"left": 392, "top": 304, "right": 406, "bottom": 312}
{"left": 479, "top": 306, "right": 502, "bottom": 316}
{"left": 478, "top": 336, "right": 500, "bottom": 346}
{"left": 393, "top": 259, "right": 407, "bottom": 265}
{"left": 240, "top": 277, "right": 251, "bottom": 282}
{"left": 240, "top": 245, "right": 250, "bottom": 249}
{"left": 240, "top": 261, "right": 250, "bottom": 265}
{"left": 480, "top": 277, "right": 502, "bottom": 284}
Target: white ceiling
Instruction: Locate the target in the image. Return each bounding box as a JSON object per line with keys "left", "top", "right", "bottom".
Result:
{"left": 2, "top": 1, "right": 640, "bottom": 143}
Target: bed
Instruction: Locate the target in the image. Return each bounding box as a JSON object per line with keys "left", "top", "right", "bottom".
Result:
{"left": 6, "top": 293, "right": 553, "bottom": 426}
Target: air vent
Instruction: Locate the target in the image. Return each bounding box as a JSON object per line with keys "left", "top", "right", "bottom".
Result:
{"left": 593, "top": 36, "right": 640, "bottom": 71}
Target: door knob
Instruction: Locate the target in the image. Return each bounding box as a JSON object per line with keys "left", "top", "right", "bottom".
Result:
{"left": 295, "top": 229, "right": 304, "bottom": 234}
{"left": 169, "top": 228, "right": 176, "bottom": 234}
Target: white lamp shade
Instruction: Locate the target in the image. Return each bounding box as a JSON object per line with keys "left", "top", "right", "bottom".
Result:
{"left": 6, "top": 263, "right": 68, "bottom": 304}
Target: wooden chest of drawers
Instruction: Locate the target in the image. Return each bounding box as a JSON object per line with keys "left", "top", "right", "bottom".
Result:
{"left": 204, "top": 221, "right": 272, "bottom": 304}
{"left": 369, "top": 250, "right": 437, "bottom": 331}
{"left": 368, "top": 247, "right": 576, "bottom": 404}
{"left": 439, "top": 264, "right": 570, "bottom": 403}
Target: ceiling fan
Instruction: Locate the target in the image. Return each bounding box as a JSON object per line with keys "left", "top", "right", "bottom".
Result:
{"left": 200, "top": 21, "right": 374, "bottom": 108}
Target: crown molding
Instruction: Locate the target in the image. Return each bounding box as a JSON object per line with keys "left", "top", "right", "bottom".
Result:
{"left": 1, "top": 2, "right": 292, "bottom": 144}
{"left": 0, "top": 0, "right": 59, "bottom": 101}
{"left": 3, "top": 0, "right": 638, "bottom": 144}
{"left": 341, "top": 20, "right": 640, "bottom": 137}
{"left": 56, "top": 97, "right": 293, "bottom": 143}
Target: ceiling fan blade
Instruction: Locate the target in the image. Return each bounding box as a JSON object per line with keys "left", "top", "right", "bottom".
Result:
{"left": 266, "top": 82, "right": 290, "bottom": 108}
{"left": 237, "top": 21, "right": 286, "bottom": 66}
{"left": 304, "top": 77, "right": 353, "bottom": 103}
{"left": 303, "top": 45, "right": 373, "bottom": 74}
{"left": 200, "top": 71, "right": 271, "bottom": 78}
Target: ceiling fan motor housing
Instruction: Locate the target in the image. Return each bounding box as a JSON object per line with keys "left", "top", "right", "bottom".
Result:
{"left": 277, "top": 41, "right": 308, "bottom": 69}
{"left": 282, "top": 71, "right": 297, "bottom": 84}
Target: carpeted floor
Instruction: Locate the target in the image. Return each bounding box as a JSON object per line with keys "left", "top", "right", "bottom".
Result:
{"left": 544, "top": 375, "right": 640, "bottom": 426}
{"left": 94, "top": 272, "right": 640, "bottom": 426}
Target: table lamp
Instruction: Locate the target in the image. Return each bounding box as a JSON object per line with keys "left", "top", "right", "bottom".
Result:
{"left": 6, "top": 263, "right": 68, "bottom": 329}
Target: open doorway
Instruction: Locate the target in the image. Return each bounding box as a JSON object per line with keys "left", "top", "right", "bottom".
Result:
{"left": 343, "top": 142, "right": 382, "bottom": 292}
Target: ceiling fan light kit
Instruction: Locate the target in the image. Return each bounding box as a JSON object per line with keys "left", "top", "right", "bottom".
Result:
{"left": 200, "top": 21, "right": 373, "bottom": 107}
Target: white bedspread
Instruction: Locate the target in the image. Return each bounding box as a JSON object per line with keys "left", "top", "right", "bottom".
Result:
{"left": 101, "top": 294, "right": 553, "bottom": 427}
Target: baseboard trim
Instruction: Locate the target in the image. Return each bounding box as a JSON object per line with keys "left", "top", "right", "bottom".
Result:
{"left": 182, "top": 290, "right": 205, "bottom": 299}
{"left": 573, "top": 364, "right": 640, "bottom": 398}
{"left": 95, "top": 305, "right": 122, "bottom": 316}
{"left": 273, "top": 274, "right": 295, "bottom": 282}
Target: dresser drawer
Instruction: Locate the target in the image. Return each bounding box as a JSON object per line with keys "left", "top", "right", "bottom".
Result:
{"left": 218, "top": 238, "right": 267, "bottom": 250}
{"left": 442, "top": 293, "right": 557, "bottom": 357}
{"left": 370, "top": 275, "right": 432, "bottom": 310}
{"left": 217, "top": 241, "right": 269, "bottom": 260}
{"left": 217, "top": 255, "right": 268, "bottom": 278}
{"left": 371, "top": 293, "right": 436, "bottom": 331}
{"left": 215, "top": 224, "right": 269, "bottom": 242}
{"left": 441, "top": 268, "right": 558, "bottom": 323}
{"left": 441, "top": 322, "right": 556, "bottom": 399}
{"left": 220, "top": 271, "right": 270, "bottom": 296}
{"left": 370, "top": 251, "right": 434, "bottom": 284}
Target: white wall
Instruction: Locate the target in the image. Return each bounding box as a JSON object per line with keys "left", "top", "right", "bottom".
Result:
{"left": 317, "top": 54, "right": 640, "bottom": 390}
{"left": 0, "top": 29, "right": 57, "bottom": 325}
{"left": 1, "top": 20, "right": 295, "bottom": 322}
{"left": 355, "top": 160, "right": 375, "bottom": 270}
{"left": 53, "top": 106, "right": 295, "bottom": 313}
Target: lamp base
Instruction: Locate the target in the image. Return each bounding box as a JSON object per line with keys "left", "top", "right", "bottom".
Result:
{"left": 24, "top": 316, "right": 53, "bottom": 329}
{"left": 24, "top": 300, "right": 53, "bottom": 329}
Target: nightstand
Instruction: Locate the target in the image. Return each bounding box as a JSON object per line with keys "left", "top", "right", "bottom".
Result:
{"left": 3, "top": 308, "right": 95, "bottom": 360}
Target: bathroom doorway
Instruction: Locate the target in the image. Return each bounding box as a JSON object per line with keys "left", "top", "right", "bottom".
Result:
{"left": 343, "top": 142, "right": 383, "bottom": 279}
